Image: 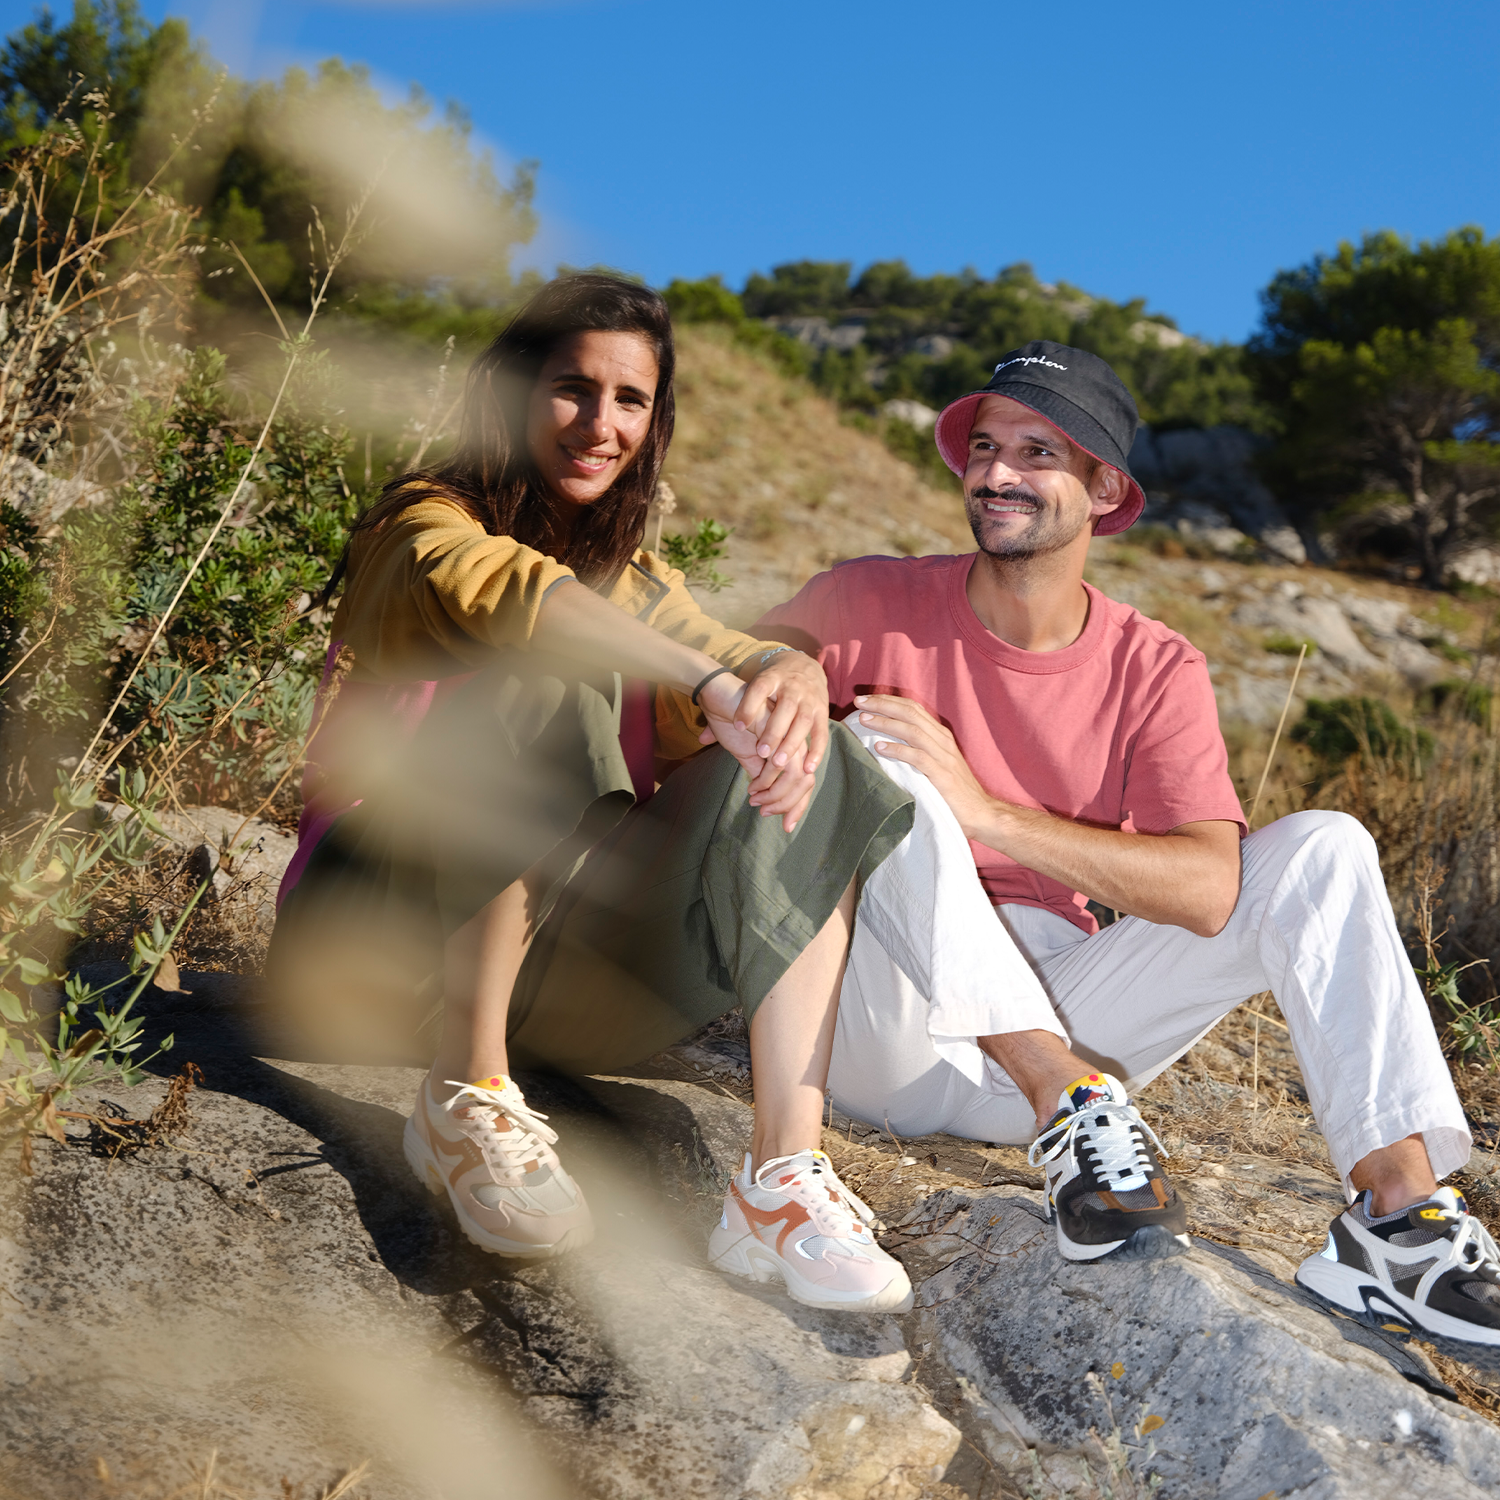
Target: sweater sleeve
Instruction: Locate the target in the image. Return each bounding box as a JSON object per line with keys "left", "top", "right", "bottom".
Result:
{"left": 333, "top": 499, "right": 576, "bottom": 681}
{"left": 613, "top": 552, "right": 793, "bottom": 764}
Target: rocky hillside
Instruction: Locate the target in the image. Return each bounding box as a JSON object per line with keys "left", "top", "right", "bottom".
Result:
{"left": 662, "top": 324, "right": 970, "bottom": 619}
{"left": 666, "top": 325, "right": 1493, "bottom": 750}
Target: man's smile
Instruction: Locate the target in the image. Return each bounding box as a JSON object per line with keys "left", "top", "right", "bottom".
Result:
{"left": 974, "top": 486, "right": 1042, "bottom": 516}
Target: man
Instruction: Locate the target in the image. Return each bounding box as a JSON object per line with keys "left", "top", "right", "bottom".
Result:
{"left": 721, "top": 340, "right": 1500, "bottom": 1357}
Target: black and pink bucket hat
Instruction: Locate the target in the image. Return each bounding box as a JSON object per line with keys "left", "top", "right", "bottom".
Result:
{"left": 932, "top": 339, "right": 1146, "bottom": 536}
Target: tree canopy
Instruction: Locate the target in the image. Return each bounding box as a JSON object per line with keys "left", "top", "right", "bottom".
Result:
{"left": 682, "top": 258, "right": 1261, "bottom": 433}
{"left": 1248, "top": 229, "right": 1500, "bottom": 585}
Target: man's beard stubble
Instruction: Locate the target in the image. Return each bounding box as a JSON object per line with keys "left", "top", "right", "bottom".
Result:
{"left": 965, "top": 485, "right": 1091, "bottom": 561}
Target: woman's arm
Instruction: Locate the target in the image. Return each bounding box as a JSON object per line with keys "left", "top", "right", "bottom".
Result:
{"left": 534, "top": 580, "right": 824, "bottom": 830}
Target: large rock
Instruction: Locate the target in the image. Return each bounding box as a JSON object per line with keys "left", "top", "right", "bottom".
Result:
{"left": 0, "top": 975, "right": 959, "bottom": 1499}
{"left": 0, "top": 454, "right": 109, "bottom": 530}
{"left": 103, "top": 802, "right": 297, "bottom": 928}
{"left": 1230, "top": 583, "right": 1451, "bottom": 687}
{"left": 1231, "top": 586, "right": 1385, "bottom": 675}
{"left": 1129, "top": 426, "right": 1308, "bottom": 565}
{"left": 905, "top": 1186, "right": 1500, "bottom": 1497}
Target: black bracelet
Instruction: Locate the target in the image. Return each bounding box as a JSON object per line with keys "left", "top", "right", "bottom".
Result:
{"left": 690, "top": 665, "right": 736, "bottom": 707}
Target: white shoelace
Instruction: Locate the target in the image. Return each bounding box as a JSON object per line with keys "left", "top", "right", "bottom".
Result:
{"left": 441, "top": 1079, "right": 559, "bottom": 1177}
{"left": 1452, "top": 1210, "right": 1500, "bottom": 1274}
{"left": 1027, "top": 1101, "right": 1168, "bottom": 1188}
{"left": 753, "top": 1152, "right": 876, "bottom": 1238}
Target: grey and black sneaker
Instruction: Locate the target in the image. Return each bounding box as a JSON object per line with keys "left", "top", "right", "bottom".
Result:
{"left": 1027, "top": 1071, "right": 1190, "bottom": 1262}
{"left": 1295, "top": 1186, "right": 1500, "bottom": 1367}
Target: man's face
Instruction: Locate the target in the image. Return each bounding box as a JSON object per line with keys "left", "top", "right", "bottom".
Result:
{"left": 962, "top": 395, "right": 1115, "bottom": 560}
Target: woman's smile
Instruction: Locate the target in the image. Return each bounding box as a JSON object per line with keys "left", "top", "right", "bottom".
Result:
{"left": 561, "top": 443, "right": 619, "bottom": 473}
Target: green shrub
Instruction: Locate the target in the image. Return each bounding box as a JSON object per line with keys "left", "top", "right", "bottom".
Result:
{"left": 7, "top": 346, "right": 357, "bottom": 804}
{"left": 1421, "top": 678, "right": 1494, "bottom": 728}
{"left": 0, "top": 770, "right": 202, "bottom": 1160}
{"left": 1265, "top": 632, "right": 1316, "bottom": 656}
{"left": 0, "top": 501, "right": 46, "bottom": 670}
{"left": 1291, "top": 695, "right": 1432, "bottom": 768}
{"left": 663, "top": 276, "right": 745, "bottom": 326}
{"left": 661, "top": 518, "right": 732, "bottom": 593}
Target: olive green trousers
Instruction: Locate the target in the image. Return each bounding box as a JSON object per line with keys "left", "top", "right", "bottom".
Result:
{"left": 266, "top": 653, "right": 913, "bottom": 1072}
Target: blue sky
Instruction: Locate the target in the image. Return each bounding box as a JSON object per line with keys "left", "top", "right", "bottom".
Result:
{"left": 7, "top": 0, "right": 1499, "bottom": 342}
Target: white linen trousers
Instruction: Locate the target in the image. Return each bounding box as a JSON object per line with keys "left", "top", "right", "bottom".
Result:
{"left": 829, "top": 717, "right": 1470, "bottom": 1196}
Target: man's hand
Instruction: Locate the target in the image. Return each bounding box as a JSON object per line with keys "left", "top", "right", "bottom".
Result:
{"left": 854, "top": 694, "right": 996, "bottom": 838}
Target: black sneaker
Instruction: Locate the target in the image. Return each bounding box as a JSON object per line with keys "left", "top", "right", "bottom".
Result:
{"left": 1027, "top": 1072, "right": 1190, "bottom": 1262}
{"left": 1295, "top": 1186, "right": 1500, "bottom": 1367}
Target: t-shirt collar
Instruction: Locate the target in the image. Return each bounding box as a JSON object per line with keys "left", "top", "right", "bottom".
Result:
{"left": 947, "top": 554, "right": 1109, "bottom": 674}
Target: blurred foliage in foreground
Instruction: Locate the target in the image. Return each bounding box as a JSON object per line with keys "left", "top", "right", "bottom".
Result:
{"left": 0, "top": 0, "right": 539, "bottom": 340}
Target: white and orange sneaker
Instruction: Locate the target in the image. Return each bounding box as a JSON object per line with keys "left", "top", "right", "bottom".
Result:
{"left": 708, "top": 1149, "right": 913, "bottom": 1312}
{"left": 402, "top": 1073, "right": 593, "bottom": 1260}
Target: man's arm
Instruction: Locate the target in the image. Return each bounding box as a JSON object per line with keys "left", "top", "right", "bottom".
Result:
{"left": 854, "top": 694, "right": 1242, "bottom": 937}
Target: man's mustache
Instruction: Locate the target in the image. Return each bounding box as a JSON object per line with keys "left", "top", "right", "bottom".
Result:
{"left": 970, "top": 485, "right": 1043, "bottom": 506}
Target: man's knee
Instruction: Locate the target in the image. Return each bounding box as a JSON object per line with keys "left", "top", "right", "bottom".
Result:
{"left": 1249, "top": 808, "right": 1377, "bottom": 867}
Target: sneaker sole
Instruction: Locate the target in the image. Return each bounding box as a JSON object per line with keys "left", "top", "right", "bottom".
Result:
{"left": 402, "top": 1116, "right": 593, "bottom": 1262}
{"left": 1295, "top": 1255, "right": 1500, "bottom": 1370}
{"left": 1057, "top": 1222, "right": 1192, "bottom": 1263}
{"left": 707, "top": 1225, "right": 915, "bottom": 1313}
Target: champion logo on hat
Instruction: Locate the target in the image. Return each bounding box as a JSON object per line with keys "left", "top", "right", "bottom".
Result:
{"left": 994, "top": 354, "right": 1069, "bottom": 374}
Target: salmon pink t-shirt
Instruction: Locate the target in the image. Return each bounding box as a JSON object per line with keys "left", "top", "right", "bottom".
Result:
{"left": 756, "top": 553, "right": 1246, "bottom": 935}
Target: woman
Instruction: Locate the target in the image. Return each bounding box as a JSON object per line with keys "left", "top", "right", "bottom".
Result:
{"left": 268, "top": 275, "right": 914, "bottom": 1312}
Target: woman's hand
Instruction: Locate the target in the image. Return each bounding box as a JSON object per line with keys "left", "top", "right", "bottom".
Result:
{"left": 698, "top": 674, "right": 818, "bottom": 832}
{"left": 733, "top": 651, "right": 831, "bottom": 776}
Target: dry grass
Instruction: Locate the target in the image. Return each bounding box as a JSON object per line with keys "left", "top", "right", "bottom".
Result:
{"left": 664, "top": 324, "right": 968, "bottom": 626}
{"left": 69, "top": 845, "right": 275, "bottom": 977}
{"left": 72, "top": 1453, "right": 371, "bottom": 1500}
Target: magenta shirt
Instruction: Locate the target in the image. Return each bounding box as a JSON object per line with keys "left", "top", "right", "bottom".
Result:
{"left": 756, "top": 553, "right": 1245, "bottom": 934}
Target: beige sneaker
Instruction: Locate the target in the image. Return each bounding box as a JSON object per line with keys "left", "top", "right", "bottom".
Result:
{"left": 708, "top": 1149, "right": 913, "bottom": 1312}
{"left": 403, "top": 1073, "right": 594, "bottom": 1259}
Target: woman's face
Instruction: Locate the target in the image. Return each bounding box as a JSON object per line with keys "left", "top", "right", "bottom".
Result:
{"left": 526, "top": 329, "right": 660, "bottom": 511}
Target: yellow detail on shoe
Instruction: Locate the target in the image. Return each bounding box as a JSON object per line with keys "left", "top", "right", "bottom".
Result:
{"left": 1065, "top": 1072, "right": 1107, "bottom": 1094}
{"left": 470, "top": 1074, "right": 510, "bottom": 1091}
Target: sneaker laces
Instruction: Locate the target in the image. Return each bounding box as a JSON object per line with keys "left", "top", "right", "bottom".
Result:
{"left": 1027, "top": 1100, "right": 1167, "bottom": 1185}
{"left": 1450, "top": 1209, "right": 1500, "bottom": 1275}
{"left": 441, "top": 1078, "right": 559, "bottom": 1177}
{"left": 752, "top": 1152, "right": 876, "bottom": 1238}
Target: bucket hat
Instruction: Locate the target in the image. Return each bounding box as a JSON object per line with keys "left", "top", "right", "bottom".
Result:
{"left": 932, "top": 340, "right": 1145, "bottom": 535}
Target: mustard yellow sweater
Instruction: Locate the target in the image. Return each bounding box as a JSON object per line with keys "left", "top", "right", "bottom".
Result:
{"left": 330, "top": 495, "right": 784, "bottom": 762}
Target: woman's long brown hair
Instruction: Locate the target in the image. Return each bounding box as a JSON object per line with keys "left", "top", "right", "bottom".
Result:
{"left": 328, "top": 273, "right": 676, "bottom": 597}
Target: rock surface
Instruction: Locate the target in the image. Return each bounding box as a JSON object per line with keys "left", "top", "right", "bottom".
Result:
{"left": 5, "top": 972, "right": 1500, "bottom": 1497}
{"left": 0, "top": 974, "right": 958, "bottom": 1499}
{"left": 905, "top": 1186, "right": 1500, "bottom": 1497}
